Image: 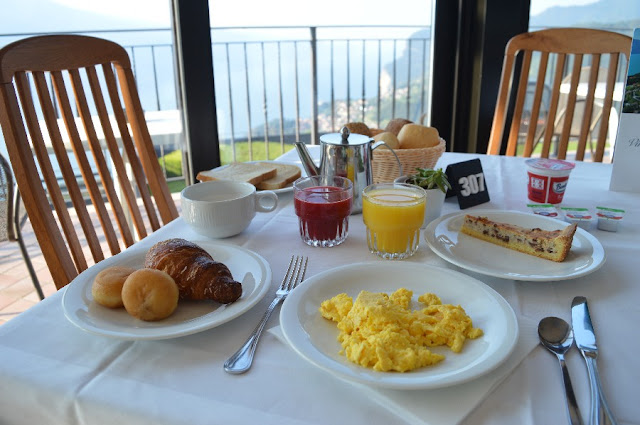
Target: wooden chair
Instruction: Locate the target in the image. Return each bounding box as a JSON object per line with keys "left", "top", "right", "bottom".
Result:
{"left": 0, "top": 35, "right": 179, "bottom": 290}
{"left": 487, "top": 28, "right": 631, "bottom": 162}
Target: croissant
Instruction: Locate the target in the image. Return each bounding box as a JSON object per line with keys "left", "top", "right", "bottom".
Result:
{"left": 144, "top": 238, "right": 242, "bottom": 304}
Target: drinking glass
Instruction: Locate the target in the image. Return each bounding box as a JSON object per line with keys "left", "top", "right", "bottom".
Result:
{"left": 293, "top": 176, "right": 353, "bottom": 247}
{"left": 362, "top": 183, "right": 426, "bottom": 259}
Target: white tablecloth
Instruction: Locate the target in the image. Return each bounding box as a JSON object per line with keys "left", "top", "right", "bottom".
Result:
{"left": 1, "top": 151, "right": 638, "bottom": 425}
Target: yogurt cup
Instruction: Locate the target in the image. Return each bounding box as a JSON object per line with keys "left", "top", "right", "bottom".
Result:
{"left": 596, "top": 206, "right": 625, "bottom": 232}
{"left": 525, "top": 158, "right": 575, "bottom": 204}
{"left": 560, "top": 207, "right": 593, "bottom": 230}
{"left": 527, "top": 203, "right": 559, "bottom": 217}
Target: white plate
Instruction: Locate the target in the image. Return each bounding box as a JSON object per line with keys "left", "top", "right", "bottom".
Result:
{"left": 424, "top": 210, "right": 606, "bottom": 281}
{"left": 199, "top": 161, "right": 302, "bottom": 194}
{"left": 62, "top": 241, "right": 272, "bottom": 340}
{"left": 280, "top": 262, "right": 518, "bottom": 390}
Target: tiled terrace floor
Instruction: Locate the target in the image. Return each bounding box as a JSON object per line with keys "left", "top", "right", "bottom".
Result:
{"left": 0, "top": 193, "right": 182, "bottom": 325}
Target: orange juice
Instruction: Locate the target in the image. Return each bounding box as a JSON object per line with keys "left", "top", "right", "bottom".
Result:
{"left": 362, "top": 184, "right": 426, "bottom": 259}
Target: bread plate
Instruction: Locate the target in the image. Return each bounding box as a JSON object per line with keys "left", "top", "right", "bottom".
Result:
{"left": 62, "top": 240, "right": 271, "bottom": 340}
{"left": 198, "top": 161, "right": 303, "bottom": 194}
{"left": 424, "top": 210, "right": 605, "bottom": 281}
{"left": 280, "top": 262, "right": 518, "bottom": 390}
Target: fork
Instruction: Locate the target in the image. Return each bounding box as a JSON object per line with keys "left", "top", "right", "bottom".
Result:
{"left": 224, "top": 255, "right": 308, "bottom": 374}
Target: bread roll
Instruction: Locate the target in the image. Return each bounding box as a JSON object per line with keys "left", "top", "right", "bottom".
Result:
{"left": 369, "top": 128, "right": 384, "bottom": 136}
{"left": 397, "top": 124, "right": 440, "bottom": 149}
{"left": 92, "top": 266, "right": 136, "bottom": 308}
{"left": 373, "top": 132, "right": 400, "bottom": 149}
{"left": 344, "top": 122, "right": 371, "bottom": 137}
{"left": 385, "top": 118, "right": 413, "bottom": 136}
{"left": 122, "top": 268, "right": 179, "bottom": 321}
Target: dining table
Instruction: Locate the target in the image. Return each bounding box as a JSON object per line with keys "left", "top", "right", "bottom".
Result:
{"left": 0, "top": 148, "right": 638, "bottom": 425}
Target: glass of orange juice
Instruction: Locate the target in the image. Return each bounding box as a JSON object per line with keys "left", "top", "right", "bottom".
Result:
{"left": 362, "top": 183, "right": 426, "bottom": 259}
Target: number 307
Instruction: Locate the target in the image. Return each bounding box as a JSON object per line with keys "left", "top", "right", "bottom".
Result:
{"left": 458, "top": 173, "right": 485, "bottom": 196}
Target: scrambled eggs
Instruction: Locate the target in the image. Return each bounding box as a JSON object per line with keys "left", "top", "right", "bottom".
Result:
{"left": 319, "top": 288, "right": 483, "bottom": 373}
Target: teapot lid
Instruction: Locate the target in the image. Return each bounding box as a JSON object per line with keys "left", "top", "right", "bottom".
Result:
{"left": 320, "top": 126, "right": 372, "bottom": 146}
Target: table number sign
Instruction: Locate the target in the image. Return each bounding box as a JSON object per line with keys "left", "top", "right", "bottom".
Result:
{"left": 610, "top": 28, "right": 640, "bottom": 193}
{"left": 445, "top": 158, "right": 490, "bottom": 209}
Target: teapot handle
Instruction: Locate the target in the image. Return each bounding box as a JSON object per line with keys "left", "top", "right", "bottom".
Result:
{"left": 371, "top": 141, "right": 403, "bottom": 177}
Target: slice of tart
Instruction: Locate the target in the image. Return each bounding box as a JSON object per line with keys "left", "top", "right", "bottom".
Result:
{"left": 460, "top": 214, "right": 577, "bottom": 262}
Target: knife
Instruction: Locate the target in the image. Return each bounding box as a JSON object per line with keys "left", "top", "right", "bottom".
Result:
{"left": 571, "top": 296, "right": 618, "bottom": 425}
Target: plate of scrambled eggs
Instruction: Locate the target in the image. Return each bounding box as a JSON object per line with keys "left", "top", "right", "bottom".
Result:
{"left": 280, "top": 262, "right": 518, "bottom": 390}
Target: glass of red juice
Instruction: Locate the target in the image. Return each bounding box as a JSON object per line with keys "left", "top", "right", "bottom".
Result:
{"left": 293, "top": 176, "right": 353, "bottom": 247}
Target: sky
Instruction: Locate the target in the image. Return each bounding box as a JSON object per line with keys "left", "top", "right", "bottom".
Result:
{"left": 50, "top": 0, "right": 600, "bottom": 28}
{"left": 52, "top": 0, "right": 432, "bottom": 27}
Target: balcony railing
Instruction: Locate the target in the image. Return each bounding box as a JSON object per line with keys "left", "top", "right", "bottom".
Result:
{"left": 211, "top": 25, "right": 432, "bottom": 165}
{"left": 0, "top": 26, "right": 432, "bottom": 181}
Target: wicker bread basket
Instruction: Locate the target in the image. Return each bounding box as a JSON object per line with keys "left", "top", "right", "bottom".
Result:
{"left": 372, "top": 138, "right": 446, "bottom": 184}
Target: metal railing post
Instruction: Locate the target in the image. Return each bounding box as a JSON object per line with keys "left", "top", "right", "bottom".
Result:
{"left": 277, "top": 42, "right": 285, "bottom": 152}
{"left": 406, "top": 39, "right": 412, "bottom": 119}
{"left": 377, "top": 40, "right": 382, "bottom": 128}
{"left": 243, "top": 43, "right": 253, "bottom": 160}
{"left": 151, "top": 45, "right": 161, "bottom": 110}
{"left": 294, "top": 41, "right": 301, "bottom": 143}
{"left": 392, "top": 40, "right": 397, "bottom": 119}
{"left": 361, "top": 40, "right": 366, "bottom": 123}
{"left": 225, "top": 44, "right": 237, "bottom": 161}
{"left": 260, "top": 42, "right": 269, "bottom": 159}
{"left": 346, "top": 40, "right": 351, "bottom": 123}
{"left": 310, "top": 26, "right": 318, "bottom": 144}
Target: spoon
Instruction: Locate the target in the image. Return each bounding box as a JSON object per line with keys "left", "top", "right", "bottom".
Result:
{"left": 538, "top": 316, "right": 584, "bottom": 425}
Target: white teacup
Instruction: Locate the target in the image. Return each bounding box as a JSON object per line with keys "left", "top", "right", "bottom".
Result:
{"left": 181, "top": 181, "right": 278, "bottom": 238}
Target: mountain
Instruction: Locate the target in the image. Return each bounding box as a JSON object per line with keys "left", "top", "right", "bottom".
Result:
{"left": 530, "top": 0, "right": 640, "bottom": 29}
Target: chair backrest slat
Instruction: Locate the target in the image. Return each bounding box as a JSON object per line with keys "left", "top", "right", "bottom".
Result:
{"left": 85, "top": 66, "right": 139, "bottom": 246}
{"left": 594, "top": 53, "right": 621, "bottom": 162}
{"left": 575, "top": 57, "right": 601, "bottom": 161}
{"left": 102, "top": 65, "right": 159, "bottom": 235}
{"left": 0, "top": 35, "right": 179, "bottom": 290}
{"left": 69, "top": 67, "right": 130, "bottom": 254}
{"left": 557, "top": 54, "right": 584, "bottom": 159}
{"left": 51, "top": 70, "right": 108, "bottom": 264}
{"left": 487, "top": 28, "right": 631, "bottom": 162}
{"left": 487, "top": 53, "right": 516, "bottom": 156}
{"left": 35, "top": 70, "right": 103, "bottom": 268}
{"left": 506, "top": 50, "right": 533, "bottom": 156}
{"left": 524, "top": 52, "right": 549, "bottom": 157}
{"left": 540, "top": 53, "right": 567, "bottom": 158}
{"left": 118, "top": 66, "right": 175, "bottom": 228}
{"left": 1, "top": 74, "right": 80, "bottom": 284}
{"left": 15, "top": 72, "right": 89, "bottom": 273}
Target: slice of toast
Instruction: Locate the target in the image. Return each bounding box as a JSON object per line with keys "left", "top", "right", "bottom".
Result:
{"left": 196, "top": 162, "right": 278, "bottom": 185}
{"left": 256, "top": 162, "right": 302, "bottom": 190}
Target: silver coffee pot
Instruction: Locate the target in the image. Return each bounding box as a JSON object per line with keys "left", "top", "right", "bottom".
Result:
{"left": 295, "top": 127, "right": 401, "bottom": 214}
